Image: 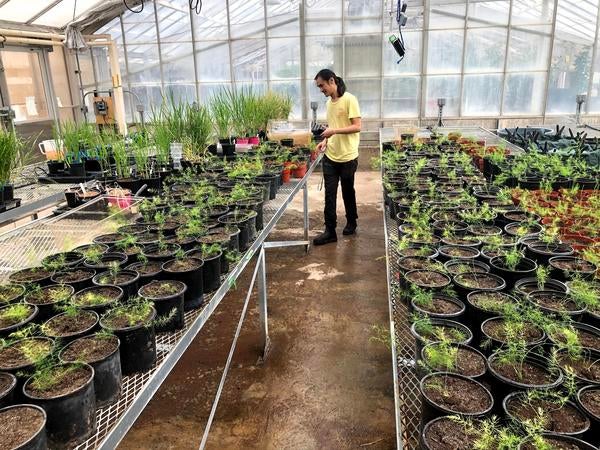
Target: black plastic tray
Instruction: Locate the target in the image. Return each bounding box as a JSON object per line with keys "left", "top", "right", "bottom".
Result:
{"left": 0, "top": 198, "right": 22, "bottom": 213}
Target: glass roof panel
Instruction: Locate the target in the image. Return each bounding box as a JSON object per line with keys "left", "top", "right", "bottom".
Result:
{"left": 32, "top": 0, "right": 105, "bottom": 27}
{"left": 0, "top": 0, "right": 57, "bottom": 24}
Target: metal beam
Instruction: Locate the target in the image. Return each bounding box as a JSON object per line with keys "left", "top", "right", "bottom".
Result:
{"left": 541, "top": 0, "right": 559, "bottom": 123}
{"left": 499, "top": 0, "right": 514, "bottom": 117}
{"left": 25, "top": 0, "right": 63, "bottom": 25}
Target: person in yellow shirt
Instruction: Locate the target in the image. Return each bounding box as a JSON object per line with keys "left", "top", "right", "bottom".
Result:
{"left": 313, "top": 69, "right": 362, "bottom": 246}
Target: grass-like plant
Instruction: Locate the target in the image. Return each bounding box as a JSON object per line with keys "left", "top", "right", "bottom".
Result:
{"left": 0, "top": 126, "right": 23, "bottom": 188}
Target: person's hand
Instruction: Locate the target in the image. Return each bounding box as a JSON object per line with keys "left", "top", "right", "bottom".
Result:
{"left": 321, "top": 127, "right": 336, "bottom": 138}
{"left": 316, "top": 140, "right": 327, "bottom": 153}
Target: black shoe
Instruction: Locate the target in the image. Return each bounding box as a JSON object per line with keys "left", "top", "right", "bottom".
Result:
{"left": 313, "top": 229, "right": 337, "bottom": 246}
{"left": 343, "top": 222, "right": 357, "bottom": 235}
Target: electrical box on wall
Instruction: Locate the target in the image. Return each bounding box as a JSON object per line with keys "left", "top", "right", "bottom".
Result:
{"left": 93, "top": 92, "right": 115, "bottom": 126}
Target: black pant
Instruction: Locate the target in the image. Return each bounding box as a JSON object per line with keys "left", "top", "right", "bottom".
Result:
{"left": 323, "top": 155, "right": 358, "bottom": 230}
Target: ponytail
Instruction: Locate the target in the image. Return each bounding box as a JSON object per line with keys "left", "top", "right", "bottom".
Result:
{"left": 314, "top": 69, "right": 346, "bottom": 97}
{"left": 335, "top": 76, "right": 346, "bottom": 96}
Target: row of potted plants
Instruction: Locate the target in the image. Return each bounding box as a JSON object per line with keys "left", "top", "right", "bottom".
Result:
{"left": 0, "top": 144, "right": 313, "bottom": 449}
{"left": 45, "top": 88, "right": 293, "bottom": 182}
{"left": 381, "top": 133, "right": 599, "bottom": 450}
{"left": 0, "top": 126, "right": 24, "bottom": 213}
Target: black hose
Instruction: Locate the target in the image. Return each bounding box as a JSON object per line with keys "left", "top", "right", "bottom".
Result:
{"left": 124, "top": 0, "right": 143, "bottom": 13}
{"left": 189, "top": 0, "right": 202, "bottom": 14}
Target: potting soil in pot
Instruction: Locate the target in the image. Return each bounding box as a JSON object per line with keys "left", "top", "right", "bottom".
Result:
{"left": 0, "top": 405, "right": 46, "bottom": 450}
{"left": 422, "top": 374, "right": 492, "bottom": 414}
{"left": 506, "top": 395, "right": 589, "bottom": 434}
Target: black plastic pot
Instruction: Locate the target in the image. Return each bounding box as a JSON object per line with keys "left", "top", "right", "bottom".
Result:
{"left": 0, "top": 338, "right": 55, "bottom": 382}
{"left": 23, "top": 363, "right": 95, "bottom": 446}
{"left": 517, "top": 433, "right": 597, "bottom": 450}
{"left": 71, "top": 285, "right": 123, "bottom": 315}
{"left": 0, "top": 304, "right": 39, "bottom": 337}
{"left": 100, "top": 307, "right": 157, "bottom": 375}
{"left": 503, "top": 391, "right": 590, "bottom": 437}
{"left": 116, "top": 178, "right": 141, "bottom": 195}
{"left": 480, "top": 316, "right": 546, "bottom": 355}
{"left": 141, "top": 244, "right": 181, "bottom": 263}
{"left": 83, "top": 252, "right": 128, "bottom": 272}
{"left": 218, "top": 210, "right": 258, "bottom": 252}
{"left": 404, "top": 270, "right": 452, "bottom": 291}
{"left": 198, "top": 250, "right": 222, "bottom": 293}
{"left": 0, "top": 372, "right": 17, "bottom": 409}
{"left": 73, "top": 243, "right": 109, "bottom": 259}
{"left": 222, "top": 143, "right": 236, "bottom": 157}
{"left": 69, "top": 162, "right": 86, "bottom": 178}
{"left": 107, "top": 242, "right": 145, "bottom": 264}
{"left": 452, "top": 272, "right": 506, "bottom": 301}
{"left": 51, "top": 269, "right": 95, "bottom": 293}
{"left": 514, "top": 277, "right": 569, "bottom": 297}
{"left": 444, "top": 259, "right": 490, "bottom": 276}
{"left": 411, "top": 295, "right": 465, "bottom": 322}
{"left": 0, "top": 283, "right": 26, "bottom": 306}
{"left": 125, "top": 261, "right": 164, "bottom": 284}
{"left": 548, "top": 322, "right": 600, "bottom": 355}
{"left": 162, "top": 258, "right": 205, "bottom": 311}
{"left": 8, "top": 267, "right": 54, "bottom": 287}
{"left": 576, "top": 385, "right": 600, "bottom": 441}
{"left": 465, "top": 291, "right": 518, "bottom": 343}
{"left": 139, "top": 280, "right": 186, "bottom": 332}
{"left": 236, "top": 198, "right": 264, "bottom": 231}
{"left": 525, "top": 242, "right": 574, "bottom": 265}
{"left": 528, "top": 290, "right": 586, "bottom": 320}
{"left": 140, "top": 177, "right": 161, "bottom": 196}
{"left": 410, "top": 318, "right": 473, "bottom": 361}
{"left": 398, "top": 243, "right": 439, "bottom": 260}
{"left": 419, "top": 343, "right": 487, "bottom": 381}
{"left": 198, "top": 233, "right": 230, "bottom": 274}
{"left": 555, "top": 348, "right": 600, "bottom": 385}
{"left": 487, "top": 353, "right": 563, "bottom": 414}
{"left": 59, "top": 334, "right": 121, "bottom": 407}
{"left": 43, "top": 309, "right": 99, "bottom": 343}
{"left": 437, "top": 245, "right": 480, "bottom": 263}
{"left": 549, "top": 256, "right": 598, "bottom": 282}
{"left": 42, "top": 251, "right": 84, "bottom": 269}
{"left": 419, "top": 372, "right": 494, "bottom": 431}
{"left": 419, "top": 415, "right": 477, "bottom": 450}
{"left": 210, "top": 226, "right": 241, "bottom": 253}
{"left": 0, "top": 404, "right": 47, "bottom": 450}
{"left": 47, "top": 160, "right": 64, "bottom": 175}
{"left": 489, "top": 255, "right": 537, "bottom": 289}
{"left": 505, "top": 221, "right": 543, "bottom": 237}
{"left": 257, "top": 173, "right": 279, "bottom": 200}
{"left": 92, "top": 270, "right": 139, "bottom": 300}
{"left": 24, "top": 284, "right": 75, "bottom": 323}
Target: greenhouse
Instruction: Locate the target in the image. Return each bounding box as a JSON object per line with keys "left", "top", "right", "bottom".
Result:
{"left": 0, "top": 0, "right": 599, "bottom": 449}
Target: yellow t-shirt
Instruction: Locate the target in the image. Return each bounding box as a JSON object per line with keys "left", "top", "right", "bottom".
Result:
{"left": 325, "top": 92, "right": 361, "bottom": 163}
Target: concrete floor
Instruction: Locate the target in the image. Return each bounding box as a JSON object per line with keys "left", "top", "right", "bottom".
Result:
{"left": 118, "top": 170, "right": 396, "bottom": 450}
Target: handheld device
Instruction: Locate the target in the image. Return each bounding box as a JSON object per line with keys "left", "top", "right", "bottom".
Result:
{"left": 389, "top": 0, "right": 408, "bottom": 63}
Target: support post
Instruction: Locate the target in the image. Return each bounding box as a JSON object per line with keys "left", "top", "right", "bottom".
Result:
{"left": 303, "top": 181, "right": 310, "bottom": 252}
{"left": 257, "top": 246, "right": 270, "bottom": 362}
{"left": 107, "top": 40, "right": 127, "bottom": 135}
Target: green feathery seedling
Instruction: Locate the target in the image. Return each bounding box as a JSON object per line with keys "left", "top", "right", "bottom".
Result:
{"left": 369, "top": 324, "right": 394, "bottom": 351}
{"left": 410, "top": 286, "right": 434, "bottom": 309}
{"left": 0, "top": 304, "right": 32, "bottom": 326}
{"left": 29, "top": 355, "right": 81, "bottom": 393}
{"left": 536, "top": 265, "right": 550, "bottom": 290}
{"left": 568, "top": 278, "right": 599, "bottom": 312}
{"left": 422, "top": 338, "right": 458, "bottom": 373}
{"left": 503, "top": 248, "right": 523, "bottom": 271}
{"left": 106, "top": 297, "right": 154, "bottom": 328}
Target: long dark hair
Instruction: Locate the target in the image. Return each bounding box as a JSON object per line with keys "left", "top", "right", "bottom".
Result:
{"left": 314, "top": 69, "right": 346, "bottom": 97}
